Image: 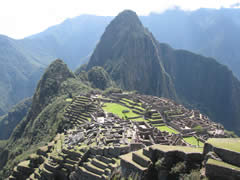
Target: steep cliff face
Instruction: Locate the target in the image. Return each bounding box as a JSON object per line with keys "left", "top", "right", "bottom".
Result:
{"left": 87, "top": 10, "right": 240, "bottom": 133}
{"left": 88, "top": 10, "right": 177, "bottom": 99}
{"left": 158, "top": 44, "right": 240, "bottom": 131}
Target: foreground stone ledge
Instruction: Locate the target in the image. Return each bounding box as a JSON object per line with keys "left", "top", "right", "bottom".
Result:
{"left": 206, "top": 158, "right": 240, "bottom": 180}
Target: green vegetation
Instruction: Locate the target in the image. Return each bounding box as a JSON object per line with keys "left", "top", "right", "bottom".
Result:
{"left": 0, "top": 98, "right": 32, "bottom": 140}
{"left": 224, "top": 130, "right": 238, "bottom": 138}
{"left": 88, "top": 66, "right": 114, "bottom": 90}
{"left": 0, "top": 60, "right": 93, "bottom": 178}
{"left": 154, "top": 125, "right": 179, "bottom": 134}
{"left": 0, "top": 35, "right": 43, "bottom": 117}
{"left": 207, "top": 158, "right": 240, "bottom": 171}
{"left": 206, "top": 138, "right": 240, "bottom": 152}
{"left": 87, "top": 8, "right": 240, "bottom": 135}
{"left": 193, "top": 125, "right": 205, "bottom": 133}
{"left": 102, "top": 103, "right": 139, "bottom": 118}
{"left": 151, "top": 144, "right": 203, "bottom": 153}
{"left": 0, "top": 140, "right": 7, "bottom": 148}
{"left": 170, "top": 162, "right": 186, "bottom": 175}
{"left": 182, "top": 169, "right": 203, "bottom": 180}
{"left": 130, "top": 117, "right": 146, "bottom": 122}
{"left": 155, "top": 158, "right": 165, "bottom": 170}
{"left": 184, "top": 137, "right": 204, "bottom": 147}
{"left": 66, "top": 98, "right": 72, "bottom": 102}
{"left": 103, "top": 87, "right": 122, "bottom": 96}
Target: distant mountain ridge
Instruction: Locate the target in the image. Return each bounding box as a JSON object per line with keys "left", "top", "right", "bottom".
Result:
{"left": 87, "top": 10, "right": 240, "bottom": 133}
{"left": 1, "top": 8, "right": 240, "bottom": 132}
{"left": 0, "top": 35, "right": 44, "bottom": 115}
{"left": 2, "top": 8, "right": 240, "bottom": 115}
{"left": 21, "top": 8, "right": 240, "bottom": 79}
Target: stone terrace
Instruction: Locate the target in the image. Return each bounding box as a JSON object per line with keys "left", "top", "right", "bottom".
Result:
{"left": 8, "top": 92, "right": 232, "bottom": 180}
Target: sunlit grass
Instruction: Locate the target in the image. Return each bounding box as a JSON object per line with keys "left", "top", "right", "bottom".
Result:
{"left": 66, "top": 98, "right": 72, "bottom": 102}
{"left": 102, "top": 103, "right": 139, "bottom": 118}
{"left": 184, "top": 136, "right": 204, "bottom": 147}
{"left": 154, "top": 125, "right": 179, "bottom": 134}
{"left": 207, "top": 138, "right": 240, "bottom": 152}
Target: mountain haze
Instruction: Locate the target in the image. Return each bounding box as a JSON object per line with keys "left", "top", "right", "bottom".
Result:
{"left": 0, "top": 35, "right": 43, "bottom": 115}
{"left": 87, "top": 10, "right": 240, "bottom": 133}
{"left": 20, "top": 15, "right": 112, "bottom": 69}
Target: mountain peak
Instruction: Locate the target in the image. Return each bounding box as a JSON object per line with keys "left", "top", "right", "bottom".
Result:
{"left": 104, "top": 9, "right": 144, "bottom": 36}
{"left": 114, "top": 10, "right": 141, "bottom": 25}
{"left": 29, "top": 59, "right": 74, "bottom": 119}
{"left": 87, "top": 10, "right": 177, "bottom": 99}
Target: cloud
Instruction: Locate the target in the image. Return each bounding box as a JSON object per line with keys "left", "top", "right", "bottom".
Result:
{"left": 0, "top": 0, "right": 239, "bottom": 39}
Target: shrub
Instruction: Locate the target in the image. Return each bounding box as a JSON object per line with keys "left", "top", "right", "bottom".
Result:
{"left": 155, "top": 158, "right": 165, "bottom": 170}
{"left": 181, "top": 169, "right": 206, "bottom": 180}
{"left": 170, "top": 161, "right": 186, "bottom": 175}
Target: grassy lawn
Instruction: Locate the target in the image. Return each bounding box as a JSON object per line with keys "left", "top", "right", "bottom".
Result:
{"left": 131, "top": 117, "right": 146, "bottom": 122}
{"left": 18, "top": 160, "right": 30, "bottom": 167}
{"left": 206, "top": 138, "right": 240, "bottom": 153}
{"left": 207, "top": 158, "right": 240, "bottom": 171}
{"left": 66, "top": 98, "right": 73, "bottom": 102}
{"left": 154, "top": 125, "right": 179, "bottom": 134}
{"left": 103, "top": 103, "right": 139, "bottom": 118}
{"left": 184, "top": 136, "right": 204, "bottom": 147}
{"left": 151, "top": 144, "right": 203, "bottom": 153}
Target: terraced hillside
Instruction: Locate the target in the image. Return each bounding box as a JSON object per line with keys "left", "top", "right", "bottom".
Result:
{"left": 8, "top": 92, "right": 237, "bottom": 180}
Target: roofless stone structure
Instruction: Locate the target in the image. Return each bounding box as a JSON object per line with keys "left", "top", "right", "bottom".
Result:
{"left": 9, "top": 92, "right": 237, "bottom": 180}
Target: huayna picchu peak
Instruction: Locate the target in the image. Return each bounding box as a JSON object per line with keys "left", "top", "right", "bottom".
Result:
{"left": 1, "top": 9, "right": 240, "bottom": 180}
{"left": 88, "top": 10, "right": 240, "bottom": 134}
{"left": 87, "top": 10, "right": 177, "bottom": 100}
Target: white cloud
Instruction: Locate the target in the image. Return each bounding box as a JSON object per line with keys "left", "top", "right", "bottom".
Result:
{"left": 0, "top": 0, "right": 239, "bottom": 39}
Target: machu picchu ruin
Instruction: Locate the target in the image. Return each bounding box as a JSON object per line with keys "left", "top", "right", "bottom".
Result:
{"left": 7, "top": 91, "right": 240, "bottom": 180}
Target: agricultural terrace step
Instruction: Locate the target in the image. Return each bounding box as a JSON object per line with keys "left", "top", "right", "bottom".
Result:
{"left": 132, "top": 149, "right": 152, "bottom": 167}
{"left": 91, "top": 158, "right": 109, "bottom": 169}
{"left": 120, "top": 152, "right": 148, "bottom": 171}
{"left": 62, "top": 148, "right": 83, "bottom": 158}
{"left": 143, "top": 148, "right": 151, "bottom": 159}
{"left": 65, "top": 157, "right": 78, "bottom": 165}
{"left": 96, "top": 155, "right": 115, "bottom": 164}
{"left": 149, "top": 120, "right": 164, "bottom": 124}
{"left": 62, "top": 162, "right": 74, "bottom": 171}
{"left": 206, "top": 158, "right": 240, "bottom": 180}
{"left": 42, "top": 167, "right": 54, "bottom": 177}
{"left": 78, "top": 166, "right": 102, "bottom": 180}
{"left": 44, "top": 161, "right": 59, "bottom": 172}
{"left": 83, "top": 162, "right": 105, "bottom": 175}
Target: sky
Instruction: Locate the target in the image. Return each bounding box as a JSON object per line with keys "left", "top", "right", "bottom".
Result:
{"left": 0, "top": 0, "right": 240, "bottom": 39}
